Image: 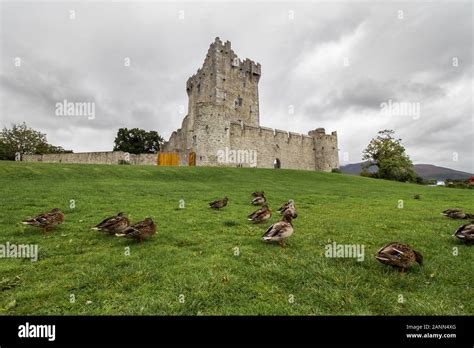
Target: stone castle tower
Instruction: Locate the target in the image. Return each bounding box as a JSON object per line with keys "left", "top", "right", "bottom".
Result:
{"left": 163, "top": 37, "right": 339, "bottom": 171}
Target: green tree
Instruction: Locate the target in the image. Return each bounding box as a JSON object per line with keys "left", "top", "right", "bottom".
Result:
{"left": 362, "top": 129, "right": 419, "bottom": 182}
{"left": 0, "top": 122, "right": 71, "bottom": 160}
{"left": 113, "top": 128, "right": 164, "bottom": 154}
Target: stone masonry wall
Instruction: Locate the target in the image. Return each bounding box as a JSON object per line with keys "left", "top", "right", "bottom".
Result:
{"left": 22, "top": 152, "right": 157, "bottom": 165}
{"left": 228, "top": 122, "right": 315, "bottom": 169}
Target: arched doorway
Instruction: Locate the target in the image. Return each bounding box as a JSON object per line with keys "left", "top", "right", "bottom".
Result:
{"left": 273, "top": 158, "right": 281, "bottom": 169}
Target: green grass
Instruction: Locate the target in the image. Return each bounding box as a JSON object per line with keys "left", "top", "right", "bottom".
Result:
{"left": 0, "top": 161, "right": 472, "bottom": 315}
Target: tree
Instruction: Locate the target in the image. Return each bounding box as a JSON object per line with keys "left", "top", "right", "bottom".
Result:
{"left": 113, "top": 128, "right": 164, "bottom": 154}
{"left": 362, "top": 129, "right": 419, "bottom": 182}
{"left": 0, "top": 122, "right": 72, "bottom": 160}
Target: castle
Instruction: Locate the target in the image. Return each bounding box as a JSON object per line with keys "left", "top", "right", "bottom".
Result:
{"left": 162, "top": 37, "right": 339, "bottom": 171}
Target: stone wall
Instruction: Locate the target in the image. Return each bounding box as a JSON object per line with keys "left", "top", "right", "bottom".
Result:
{"left": 227, "top": 123, "right": 340, "bottom": 171}
{"left": 22, "top": 151, "right": 157, "bottom": 165}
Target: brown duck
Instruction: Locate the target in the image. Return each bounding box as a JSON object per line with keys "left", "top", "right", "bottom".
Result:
{"left": 251, "top": 194, "right": 266, "bottom": 206}
{"left": 262, "top": 210, "right": 294, "bottom": 247}
{"left": 22, "top": 208, "right": 64, "bottom": 233}
{"left": 251, "top": 191, "right": 264, "bottom": 198}
{"left": 277, "top": 199, "right": 297, "bottom": 218}
{"left": 442, "top": 208, "right": 474, "bottom": 220}
{"left": 209, "top": 196, "right": 228, "bottom": 209}
{"left": 248, "top": 203, "right": 272, "bottom": 223}
{"left": 92, "top": 212, "right": 130, "bottom": 234}
{"left": 453, "top": 222, "right": 474, "bottom": 244}
{"left": 115, "top": 218, "right": 156, "bottom": 242}
{"left": 376, "top": 242, "right": 423, "bottom": 272}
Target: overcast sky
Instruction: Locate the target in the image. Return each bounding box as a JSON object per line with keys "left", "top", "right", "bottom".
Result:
{"left": 0, "top": 0, "right": 472, "bottom": 172}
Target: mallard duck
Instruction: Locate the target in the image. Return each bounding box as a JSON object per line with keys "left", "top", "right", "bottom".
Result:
{"left": 277, "top": 199, "right": 293, "bottom": 213}
{"left": 413, "top": 194, "right": 421, "bottom": 200}
{"left": 248, "top": 203, "right": 272, "bottom": 223}
{"left": 262, "top": 210, "right": 294, "bottom": 247}
{"left": 209, "top": 196, "right": 228, "bottom": 209}
{"left": 251, "top": 191, "right": 264, "bottom": 197}
{"left": 375, "top": 242, "right": 423, "bottom": 272}
{"left": 22, "top": 208, "right": 64, "bottom": 233}
{"left": 251, "top": 194, "right": 266, "bottom": 206}
{"left": 92, "top": 212, "right": 130, "bottom": 234}
{"left": 453, "top": 222, "right": 474, "bottom": 244}
{"left": 277, "top": 199, "right": 297, "bottom": 218}
{"left": 442, "top": 208, "right": 474, "bottom": 220}
{"left": 115, "top": 218, "right": 156, "bottom": 242}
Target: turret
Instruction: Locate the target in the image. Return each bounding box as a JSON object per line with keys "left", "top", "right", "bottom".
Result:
{"left": 309, "top": 128, "right": 339, "bottom": 172}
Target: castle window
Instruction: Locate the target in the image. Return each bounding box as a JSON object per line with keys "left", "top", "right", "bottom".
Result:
{"left": 192, "top": 135, "right": 197, "bottom": 145}
{"left": 235, "top": 97, "right": 243, "bottom": 108}
{"left": 243, "top": 81, "right": 246, "bottom": 88}
{"left": 197, "top": 84, "right": 201, "bottom": 94}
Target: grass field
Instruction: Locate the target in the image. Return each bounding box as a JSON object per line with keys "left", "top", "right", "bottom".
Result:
{"left": 0, "top": 161, "right": 472, "bottom": 315}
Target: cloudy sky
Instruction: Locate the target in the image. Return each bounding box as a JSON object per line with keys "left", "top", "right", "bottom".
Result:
{"left": 0, "top": 0, "right": 472, "bottom": 172}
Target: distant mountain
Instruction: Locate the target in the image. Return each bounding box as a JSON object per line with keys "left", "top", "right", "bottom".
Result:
{"left": 340, "top": 162, "right": 473, "bottom": 180}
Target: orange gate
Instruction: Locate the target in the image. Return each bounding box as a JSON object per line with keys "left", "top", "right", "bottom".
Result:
{"left": 158, "top": 153, "right": 180, "bottom": 166}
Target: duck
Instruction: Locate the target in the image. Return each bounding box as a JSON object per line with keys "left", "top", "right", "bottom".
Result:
{"left": 251, "top": 193, "right": 266, "bottom": 206}
{"left": 277, "top": 199, "right": 297, "bottom": 218}
{"left": 115, "top": 218, "right": 156, "bottom": 242}
{"left": 262, "top": 210, "right": 294, "bottom": 247}
{"left": 21, "top": 208, "right": 64, "bottom": 233}
{"left": 375, "top": 242, "right": 423, "bottom": 272}
{"left": 251, "top": 191, "right": 264, "bottom": 198}
{"left": 442, "top": 208, "right": 474, "bottom": 220}
{"left": 209, "top": 196, "right": 228, "bottom": 209}
{"left": 453, "top": 222, "right": 474, "bottom": 244}
{"left": 248, "top": 203, "right": 272, "bottom": 223}
{"left": 92, "top": 212, "right": 130, "bottom": 234}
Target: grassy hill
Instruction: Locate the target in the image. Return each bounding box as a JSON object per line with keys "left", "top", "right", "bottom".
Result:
{"left": 0, "top": 161, "right": 472, "bottom": 315}
{"left": 341, "top": 161, "right": 473, "bottom": 180}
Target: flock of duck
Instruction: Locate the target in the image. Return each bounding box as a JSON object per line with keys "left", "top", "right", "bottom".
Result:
{"left": 209, "top": 191, "right": 298, "bottom": 247}
{"left": 20, "top": 197, "right": 473, "bottom": 272}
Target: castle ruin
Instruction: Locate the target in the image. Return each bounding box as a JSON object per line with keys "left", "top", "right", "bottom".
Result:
{"left": 162, "top": 37, "right": 339, "bottom": 171}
